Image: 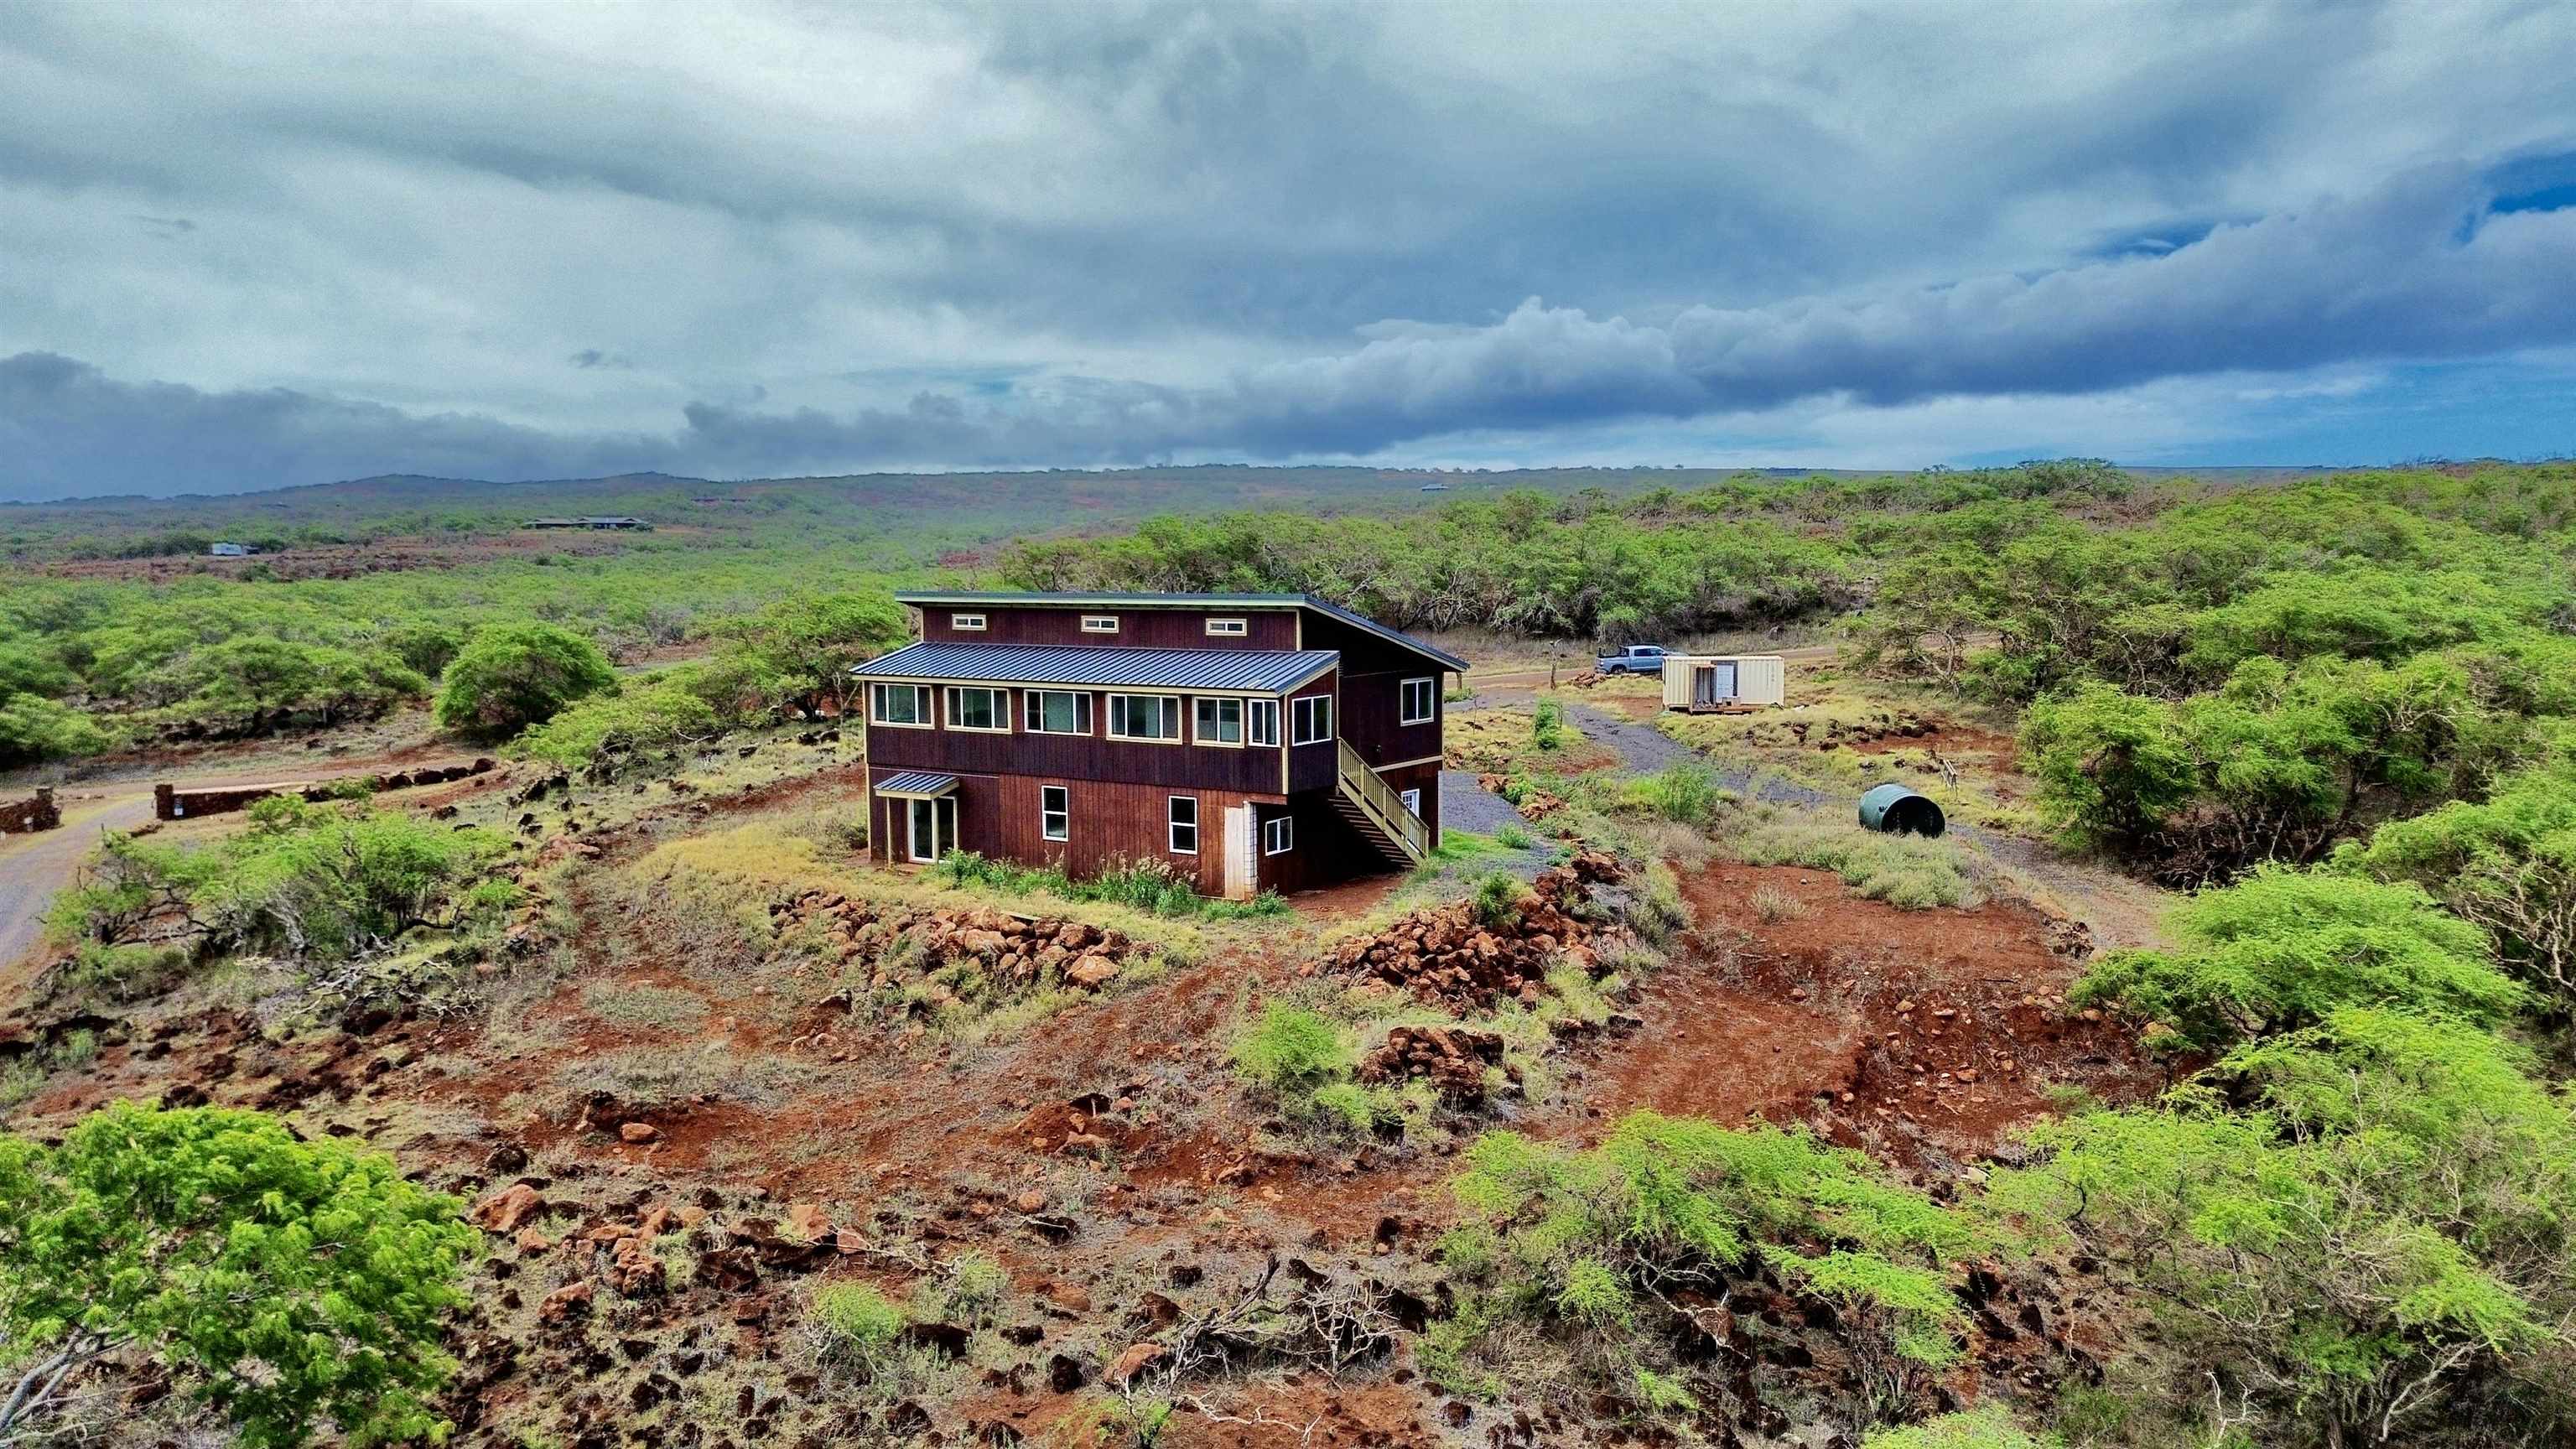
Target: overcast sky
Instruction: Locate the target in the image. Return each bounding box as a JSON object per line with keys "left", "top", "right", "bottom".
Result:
{"left": 4, "top": 0, "right": 2575, "bottom": 501}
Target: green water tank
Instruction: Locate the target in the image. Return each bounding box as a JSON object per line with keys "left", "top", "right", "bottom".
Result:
{"left": 1857, "top": 782, "right": 1945, "bottom": 838}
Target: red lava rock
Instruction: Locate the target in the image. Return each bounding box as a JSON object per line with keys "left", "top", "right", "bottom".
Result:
{"left": 784, "top": 1202, "right": 834, "bottom": 1240}
{"left": 1356, "top": 1025, "right": 1509, "bottom": 1105}
{"left": 1327, "top": 853, "right": 1628, "bottom": 1012}
{"left": 471, "top": 1182, "right": 544, "bottom": 1234}
{"left": 1014, "top": 1190, "right": 1048, "bottom": 1214}
{"left": 1108, "top": 1342, "right": 1167, "bottom": 1385}
{"left": 539, "top": 1280, "right": 594, "bottom": 1322}
{"left": 619, "top": 1121, "right": 659, "bottom": 1144}
{"left": 515, "top": 1228, "right": 551, "bottom": 1255}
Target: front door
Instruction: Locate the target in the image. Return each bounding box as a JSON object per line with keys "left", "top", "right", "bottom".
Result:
{"left": 906, "top": 796, "right": 954, "bottom": 861}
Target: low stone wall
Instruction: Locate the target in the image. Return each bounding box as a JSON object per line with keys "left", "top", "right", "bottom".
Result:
{"left": 154, "top": 759, "right": 496, "bottom": 821}
{"left": 0, "top": 788, "right": 60, "bottom": 834}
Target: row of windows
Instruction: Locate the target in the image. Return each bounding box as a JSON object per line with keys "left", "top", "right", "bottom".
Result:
{"left": 870, "top": 683, "right": 1348, "bottom": 745}
{"left": 949, "top": 611, "right": 1252, "bottom": 638}
{"left": 1031, "top": 784, "right": 1294, "bottom": 857}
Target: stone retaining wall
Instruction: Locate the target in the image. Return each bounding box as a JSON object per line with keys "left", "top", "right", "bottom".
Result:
{"left": 154, "top": 759, "right": 496, "bottom": 821}
{"left": 0, "top": 788, "right": 59, "bottom": 834}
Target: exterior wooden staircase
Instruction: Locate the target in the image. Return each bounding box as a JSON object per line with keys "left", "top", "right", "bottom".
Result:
{"left": 1332, "top": 740, "right": 1429, "bottom": 866}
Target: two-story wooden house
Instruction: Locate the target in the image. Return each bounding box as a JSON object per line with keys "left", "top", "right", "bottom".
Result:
{"left": 850, "top": 592, "right": 1466, "bottom": 897}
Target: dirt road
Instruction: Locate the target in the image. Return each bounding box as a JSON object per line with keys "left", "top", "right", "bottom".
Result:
{"left": 0, "top": 785, "right": 160, "bottom": 995}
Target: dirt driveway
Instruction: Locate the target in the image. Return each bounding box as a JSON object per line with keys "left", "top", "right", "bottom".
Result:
{"left": 0, "top": 785, "right": 160, "bottom": 995}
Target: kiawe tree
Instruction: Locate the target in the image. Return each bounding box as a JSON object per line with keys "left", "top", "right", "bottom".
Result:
{"left": 0, "top": 1101, "right": 478, "bottom": 1446}
{"left": 431, "top": 620, "right": 618, "bottom": 740}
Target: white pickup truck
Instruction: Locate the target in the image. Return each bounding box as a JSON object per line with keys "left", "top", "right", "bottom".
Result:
{"left": 1593, "top": 644, "right": 1674, "bottom": 675}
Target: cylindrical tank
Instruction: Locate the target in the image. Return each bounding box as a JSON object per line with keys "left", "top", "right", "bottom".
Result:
{"left": 1857, "top": 782, "right": 1945, "bottom": 838}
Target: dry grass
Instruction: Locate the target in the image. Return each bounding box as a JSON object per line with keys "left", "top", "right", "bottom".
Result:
{"left": 1732, "top": 808, "right": 1986, "bottom": 911}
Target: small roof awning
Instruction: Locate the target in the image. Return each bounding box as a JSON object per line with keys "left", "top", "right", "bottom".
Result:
{"left": 873, "top": 771, "right": 958, "bottom": 799}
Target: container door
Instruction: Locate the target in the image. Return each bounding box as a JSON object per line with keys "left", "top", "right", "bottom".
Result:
{"left": 1707, "top": 661, "right": 1737, "bottom": 701}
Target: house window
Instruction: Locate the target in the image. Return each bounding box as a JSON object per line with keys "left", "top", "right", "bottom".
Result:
{"left": 1168, "top": 796, "right": 1198, "bottom": 854}
{"left": 1247, "top": 698, "right": 1280, "bottom": 746}
{"left": 1041, "top": 785, "right": 1069, "bottom": 842}
{"left": 1291, "top": 694, "right": 1333, "bottom": 745}
{"left": 870, "top": 683, "right": 931, "bottom": 726}
{"left": 950, "top": 612, "right": 987, "bottom": 631}
{"left": 1400, "top": 788, "right": 1422, "bottom": 820}
{"left": 1400, "top": 678, "right": 1436, "bottom": 725}
{"left": 1193, "top": 697, "right": 1243, "bottom": 745}
{"left": 945, "top": 686, "right": 1005, "bottom": 731}
{"left": 1026, "top": 689, "right": 1092, "bottom": 735}
{"left": 1081, "top": 615, "right": 1119, "bottom": 634}
{"left": 1205, "top": 617, "right": 1248, "bottom": 637}
{"left": 1262, "top": 815, "right": 1294, "bottom": 855}
{"left": 1107, "top": 693, "right": 1180, "bottom": 740}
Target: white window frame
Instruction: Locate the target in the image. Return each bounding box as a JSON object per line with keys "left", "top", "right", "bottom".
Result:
{"left": 1025, "top": 688, "right": 1092, "bottom": 735}
{"left": 1399, "top": 787, "right": 1422, "bottom": 820}
{"left": 1106, "top": 693, "right": 1182, "bottom": 742}
{"left": 950, "top": 612, "right": 987, "bottom": 631}
{"left": 1400, "top": 677, "right": 1436, "bottom": 726}
{"left": 870, "top": 683, "right": 932, "bottom": 728}
{"left": 1041, "top": 784, "right": 1069, "bottom": 843}
{"left": 1262, "top": 815, "right": 1294, "bottom": 855}
{"left": 1080, "top": 614, "right": 1119, "bottom": 634}
{"left": 1193, "top": 696, "right": 1244, "bottom": 746}
{"left": 1246, "top": 698, "right": 1280, "bottom": 747}
{"left": 1291, "top": 693, "right": 1334, "bottom": 745}
{"left": 944, "top": 685, "right": 1008, "bottom": 733}
{"left": 1205, "top": 616, "right": 1248, "bottom": 637}
{"left": 1167, "top": 795, "right": 1199, "bottom": 854}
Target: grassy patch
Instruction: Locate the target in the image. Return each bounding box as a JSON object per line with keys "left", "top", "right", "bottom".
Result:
{"left": 579, "top": 980, "right": 709, "bottom": 1031}
{"left": 1735, "top": 811, "right": 1984, "bottom": 910}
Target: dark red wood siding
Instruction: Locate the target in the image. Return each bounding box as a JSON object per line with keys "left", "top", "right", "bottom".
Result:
{"left": 919, "top": 605, "right": 1299, "bottom": 649}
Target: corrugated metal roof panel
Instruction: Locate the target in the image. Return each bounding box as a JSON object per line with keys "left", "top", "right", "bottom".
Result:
{"left": 873, "top": 771, "right": 958, "bottom": 797}
{"left": 851, "top": 641, "right": 1337, "bottom": 692}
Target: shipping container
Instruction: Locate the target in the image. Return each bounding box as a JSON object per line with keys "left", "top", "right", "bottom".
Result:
{"left": 1659, "top": 653, "right": 1787, "bottom": 709}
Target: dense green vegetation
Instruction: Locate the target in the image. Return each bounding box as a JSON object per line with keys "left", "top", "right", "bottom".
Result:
{"left": 0, "top": 1101, "right": 477, "bottom": 1446}
{"left": 52, "top": 794, "right": 520, "bottom": 967}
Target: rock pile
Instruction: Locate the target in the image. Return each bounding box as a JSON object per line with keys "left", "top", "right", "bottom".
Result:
{"left": 771, "top": 889, "right": 1140, "bottom": 1001}
{"left": 1322, "top": 852, "right": 1629, "bottom": 1011}
{"left": 1477, "top": 772, "right": 1568, "bottom": 821}
{"left": 1355, "top": 1025, "right": 1511, "bottom": 1105}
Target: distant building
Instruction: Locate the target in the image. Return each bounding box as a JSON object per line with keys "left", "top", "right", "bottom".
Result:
{"left": 521, "top": 516, "right": 643, "bottom": 530}
{"left": 521, "top": 517, "right": 580, "bottom": 529}
{"left": 1418, "top": 483, "right": 1450, "bottom": 492}
{"left": 209, "top": 541, "right": 254, "bottom": 557}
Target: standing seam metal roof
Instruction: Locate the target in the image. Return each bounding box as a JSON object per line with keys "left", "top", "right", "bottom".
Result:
{"left": 850, "top": 641, "right": 1337, "bottom": 691}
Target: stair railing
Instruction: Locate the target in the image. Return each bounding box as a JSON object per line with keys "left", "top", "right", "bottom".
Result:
{"left": 1335, "top": 739, "right": 1429, "bottom": 860}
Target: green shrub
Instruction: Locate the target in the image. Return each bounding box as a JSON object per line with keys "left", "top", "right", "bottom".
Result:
{"left": 1630, "top": 759, "right": 1721, "bottom": 824}
{"left": 812, "top": 1281, "right": 908, "bottom": 1363}
{"left": 1533, "top": 696, "right": 1568, "bottom": 750}
{"left": 2334, "top": 760, "right": 2576, "bottom": 1003}
{"left": 1471, "top": 870, "right": 1526, "bottom": 929}
{"left": 1442, "top": 1111, "right": 1984, "bottom": 1426}
{"left": 513, "top": 673, "right": 720, "bottom": 768}
{"left": 0, "top": 691, "right": 112, "bottom": 766}
{"left": 933, "top": 850, "right": 1286, "bottom": 921}
{"left": 1232, "top": 1005, "right": 1348, "bottom": 1097}
{"left": 55, "top": 797, "right": 520, "bottom": 966}
{"left": 1991, "top": 1007, "right": 2576, "bottom": 1447}
{"left": 2072, "top": 865, "right": 2521, "bottom": 1049}
{"left": 1496, "top": 823, "right": 1535, "bottom": 849}
{"left": 0, "top": 1102, "right": 477, "bottom": 1446}
{"left": 432, "top": 621, "right": 617, "bottom": 741}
